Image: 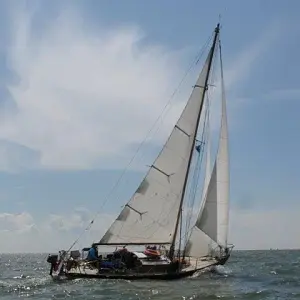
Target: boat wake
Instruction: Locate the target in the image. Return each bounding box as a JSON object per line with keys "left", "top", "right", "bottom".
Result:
{"left": 190, "top": 267, "right": 210, "bottom": 278}
{"left": 189, "top": 265, "right": 232, "bottom": 279}
{"left": 51, "top": 274, "right": 69, "bottom": 282}
{"left": 210, "top": 265, "right": 232, "bottom": 276}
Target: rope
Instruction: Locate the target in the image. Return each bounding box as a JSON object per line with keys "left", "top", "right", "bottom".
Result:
{"left": 111, "top": 34, "right": 215, "bottom": 242}
{"left": 182, "top": 95, "right": 209, "bottom": 245}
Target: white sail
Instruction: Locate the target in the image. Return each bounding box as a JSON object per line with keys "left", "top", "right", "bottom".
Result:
{"left": 186, "top": 48, "right": 230, "bottom": 256}
{"left": 185, "top": 105, "right": 216, "bottom": 258}
{"left": 201, "top": 100, "right": 211, "bottom": 203}
{"left": 216, "top": 51, "right": 230, "bottom": 247}
{"left": 99, "top": 48, "right": 214, "bottom": 245}
{"left": 194, "top": 65, "right": 229, "bottom": 248}
{"left": 185, "top": 226, "right": 216, "bottom": 257}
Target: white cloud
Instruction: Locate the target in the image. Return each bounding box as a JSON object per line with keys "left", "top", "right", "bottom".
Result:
{"left": 46, "top": 208, "right": 113, "bottom": 234}
{"left": 0, "top": 5, "right": 284, "bottom": 172}
{"left": 1, "top": 7, "right": 186, "bottom": 172}
{"left": 0, "top": 208, "right": 115, "bottom": 253}
{"left": 0, "top": 212, "right": 34, "bottom": 233}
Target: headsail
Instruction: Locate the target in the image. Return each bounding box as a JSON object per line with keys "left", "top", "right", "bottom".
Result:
{"left": 185, "top": 40, "right": 230, "bottom": 256}
{"left": 185, "top": 102, "right": 216, "bottom": 258}
{"left": 98, "top": 40, "right": 218, "bottom": 246}
{"left": 215, "top": 41, "right": 230, "bottom": 247}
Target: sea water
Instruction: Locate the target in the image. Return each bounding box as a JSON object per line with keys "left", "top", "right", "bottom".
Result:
{"left": 0, "top": 250, "right": 299, "bottom": 299}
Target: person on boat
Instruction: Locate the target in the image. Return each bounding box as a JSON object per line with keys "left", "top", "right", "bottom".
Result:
{"left": 86, "top": 244, "right": 102, "bottom": 269}
{"left": 146, "top": 245, "right": 157, "bottom": 250}
{"left": 87, "top": 244, "right": 99, "bottom": 261}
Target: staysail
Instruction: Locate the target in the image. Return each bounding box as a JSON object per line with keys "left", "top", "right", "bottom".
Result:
{"left": 98, "top": 44, "right": 217, "bottom": 246}
{"left": 185, "top": 40, "right": 230, "bottom": 257}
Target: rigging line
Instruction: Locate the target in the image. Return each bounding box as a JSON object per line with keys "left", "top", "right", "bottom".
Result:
{"left": 183, "top": 99, "right": 207, "bottom": 230}
{"left": 181, "top": 88, "right": 217, "bottom": 256}
{"left": 111, "top": 33, "right": 215, "bottom": 181}
{"left": 182, "top": 40, "right": 220, "bottom": 245}
{"left": 183, "top": 42, "right": 219, "bottom": 240}
{"left": 183, "top": 152, "right": 203, "bottom": 239}
{"left": 182, "top": 95, "right": 210, "bottom": 245}
{"left": 192, "top": 43, "right": 218, "bottom": 205}
{"left": 65, "top": 34, "right": 214, "bottom": 252}
{"left": 171, "top": 26, "right": 220, "bottom": 262}
{"left": 102, "top": 34, "right": 215, "bottom": 243}
{"left": 183, "top": 45, "right": 221, "bottom": 247}
{"left": 182, "top": 45, "right": 219, "bottom": 248}
{"left": 175, "top": 29, "right": 221, "bottom": 262}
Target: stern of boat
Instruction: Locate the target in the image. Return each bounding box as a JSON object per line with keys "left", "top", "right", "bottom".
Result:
{"left": 46, "top": 250, "right": 68, "bottom": 278}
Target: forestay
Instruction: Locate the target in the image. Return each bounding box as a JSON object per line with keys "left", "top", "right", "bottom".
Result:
{"left": 99, "top": 48, "right": 214, "bottom": 245}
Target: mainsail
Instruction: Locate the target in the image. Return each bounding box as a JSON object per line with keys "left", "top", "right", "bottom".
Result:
{"left": 99, "top": 29, "right": 220, "bottom": 246}
{"left": 185, "top": 41, "right": 230, "bottom": 257}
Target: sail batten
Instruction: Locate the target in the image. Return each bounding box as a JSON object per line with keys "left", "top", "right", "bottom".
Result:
{"left": 99, "top": 46, "right": 215, "bottom": 246}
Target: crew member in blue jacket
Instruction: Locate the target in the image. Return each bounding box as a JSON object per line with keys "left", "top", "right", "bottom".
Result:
{"left": 87, "top": 244, "right": 99, "bottom": 261}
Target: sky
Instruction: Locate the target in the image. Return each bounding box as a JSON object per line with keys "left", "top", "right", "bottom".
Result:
{"left": 0, "top": 0, "right": 299, "bottom": 253}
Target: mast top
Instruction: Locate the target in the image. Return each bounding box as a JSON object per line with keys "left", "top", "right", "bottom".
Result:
{"left": 215, "top": 23, "right": 220, "bottom": 34}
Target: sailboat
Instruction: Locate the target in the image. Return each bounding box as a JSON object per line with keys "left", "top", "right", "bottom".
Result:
{"left": 47, "top": 22, "right": 234, "bottom": 280}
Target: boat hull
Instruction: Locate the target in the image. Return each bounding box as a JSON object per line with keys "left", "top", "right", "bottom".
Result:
{"left": 59, "top": 255, "right": 230, "bottom": 281}
{"left": 64, "top": 269, "right": 196, "bottom": 280}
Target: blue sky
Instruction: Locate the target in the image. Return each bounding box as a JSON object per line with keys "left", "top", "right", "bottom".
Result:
{"left": 0, "top": 0, "right": 299, "bottom": 252}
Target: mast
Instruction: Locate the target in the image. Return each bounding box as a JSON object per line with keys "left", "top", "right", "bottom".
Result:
{"left": 169, "top": 23, "right": 220, "bottom": 260}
